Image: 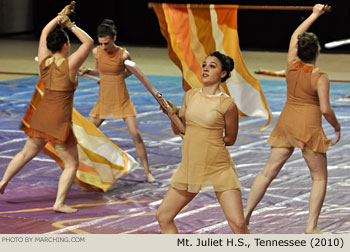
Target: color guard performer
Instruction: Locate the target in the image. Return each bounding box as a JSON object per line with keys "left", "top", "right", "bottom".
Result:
{"left": 156, "top": 51, "right": 249, "bottom": 234}
{"left": 244, "top": 4, "right": 341, "bottom": 233}
{"left": 0, "top": 4, "right": 93, "bottom": 213}
{"left": 80, "top": 19, "right": 155, "bottom": 183}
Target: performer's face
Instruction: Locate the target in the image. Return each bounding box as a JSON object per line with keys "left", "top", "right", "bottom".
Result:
{"left": 98, "top": 36, "right": 115, "bottom": 52}
{"left": 201, "top": 56, "right": 227, "bottom": 85}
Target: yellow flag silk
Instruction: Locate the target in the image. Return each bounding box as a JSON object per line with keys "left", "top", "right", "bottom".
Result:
{"left": 153, "top": 4, "right": 272, "bottom": 129}
{"left": 20, "top": 78, "right": 139, "bottom": 192}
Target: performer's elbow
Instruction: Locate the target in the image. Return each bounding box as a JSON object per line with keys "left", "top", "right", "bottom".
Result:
{"left": 224, "top": 136, "right": 236, "bottom": 146}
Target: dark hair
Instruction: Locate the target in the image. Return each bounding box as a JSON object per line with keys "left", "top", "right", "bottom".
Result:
{"left": 297, "top": 32, "right": 319, "bottom": 62}
{"left": 97, "top": 19, "right": 117, "bottom": 38}
{"left": 209, "top": 51, "right": 234, "bottom": 82}
{"left": 46, "top": 29, "right": 68, "bottom": 53}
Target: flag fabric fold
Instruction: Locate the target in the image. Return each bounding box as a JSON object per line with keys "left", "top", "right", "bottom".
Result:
{"left": 20, "top": 78, "right": 139, "bottom": 192}
{"left": 152, "top": 3, "right": 272, "bottom": 129}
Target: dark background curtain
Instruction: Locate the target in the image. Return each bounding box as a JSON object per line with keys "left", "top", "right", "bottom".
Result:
{"left": 2, "top": 0, "right": 348, "bottom": 52}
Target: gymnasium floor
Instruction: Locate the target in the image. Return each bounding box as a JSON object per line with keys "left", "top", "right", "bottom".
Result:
{"left": 0, "top": 38, "right": 349, "bottom": 234}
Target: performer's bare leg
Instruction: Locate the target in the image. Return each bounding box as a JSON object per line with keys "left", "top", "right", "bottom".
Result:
{"left": 303, "top": 149, "right": 327, "bottom": 234}
{"left": 52, "top": 143, "right": 79, "bottom": 214}
{"left": 89, "top": 115, "right": 154, "bottom": 182}
{"left": 124, "top": 116, "right": 154, "bottom": 183}
{"left": 216, "top": 189, "right": 250, "bottom": 234}
{"left": 244, "top": 147, "right": 294, "bottom": 225}
{"left": 156, "top": 187, "right": 197, "bottom": 233}
{"left": 0, "top": 137, "right": 46, "bottom": 194}
{"left": 89, "top": 116, "right": 104, "bottom": 127}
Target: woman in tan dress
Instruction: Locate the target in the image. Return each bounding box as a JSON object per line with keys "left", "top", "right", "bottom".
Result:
{"left": 156, "top": 51, "right": 249, "bottom": 234}
{"left": 81, "top": 19, "right": 154, "bottom": 183}
{"left": 244, "top": 4, "right": 341, "bottom": 233}
{"left": 0, "top": 8, "right": 93, "bottom": 213}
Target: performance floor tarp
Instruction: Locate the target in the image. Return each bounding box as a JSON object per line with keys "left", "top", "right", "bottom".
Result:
{"left": 0, "top": 75, "right": 349, "bottom": 234}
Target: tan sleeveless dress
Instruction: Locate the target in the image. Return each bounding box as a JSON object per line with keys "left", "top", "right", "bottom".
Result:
{"left": 170, "top": 88, "right": 242, "bottom": 193}
{"left": 267, "top": 60, "right": 332, "bottom": 153}
{"left": 25, "top": 56, "right": 78, "bottom": 145}
{"left": 89, "top": 46, "right": 136, "bottom": 119}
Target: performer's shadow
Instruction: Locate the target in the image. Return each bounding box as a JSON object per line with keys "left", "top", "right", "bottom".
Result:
{"left": 119, "top": 177, "right": 162, "bottom": 185}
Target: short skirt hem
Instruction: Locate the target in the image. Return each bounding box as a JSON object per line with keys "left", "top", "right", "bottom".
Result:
{"left": 25, "top": 127, "right": 77, "bottom": 145}
{"left": 267, "top": 135, "right": 331, "bottom": 154}
{"left": 170, "top": 181, "right": 241, "bottom": 193}
{"left": 89, "top": 112, "right": 137, "bottom": 120}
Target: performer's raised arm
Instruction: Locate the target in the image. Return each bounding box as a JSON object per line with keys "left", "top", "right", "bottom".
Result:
{"left": 62, "top": 19, "right": 94, "bottom": 78}
{"left": 287, "top": 4, "right": 326, "bottom": 63}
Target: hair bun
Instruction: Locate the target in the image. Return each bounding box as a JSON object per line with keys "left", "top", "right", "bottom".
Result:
{"left": 101, "top": 19, "right": 115, "bottom": 28}
{"left": 97, "top": 19, "right": 117, "bottom": 37}
{"left": 298, "top": 34, "right": 310, "bottom": 48}
{"left": 227, "top": 56, "right": 234, "bottom": 72}
{"left": 297, "top": 32, "right": 319, "bottom": 62}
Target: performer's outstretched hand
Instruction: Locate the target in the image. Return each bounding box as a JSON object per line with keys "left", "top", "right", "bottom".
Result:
{"left": 58, "top": 1, "right": 75, "bottom": 16}
{"left": 79, "top": 67, "right": 89, "bottom": 75}
{"left": 59, "top": 15, "right": 75, "bottom": 30}
{"left": 159, "top": 99, "right": 179, "bottom": 116}
{"left": 312, "top": 4, "right": 326, "bottom": 17}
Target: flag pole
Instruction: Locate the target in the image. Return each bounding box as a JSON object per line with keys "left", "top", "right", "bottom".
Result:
{"left": 148, "top": 3, "right": 331, "bottom": 12}
{"left": 237, "top": 5, "right": 331, "bottom": 11}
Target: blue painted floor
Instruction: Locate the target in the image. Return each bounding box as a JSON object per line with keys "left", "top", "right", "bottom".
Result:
{"left": 0, "top": 75, "right": 349, "bottom": 234}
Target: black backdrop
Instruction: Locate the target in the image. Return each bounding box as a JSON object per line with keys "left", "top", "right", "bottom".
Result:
{"left": 32, "top": 0, "right": 350, "bottom": 52}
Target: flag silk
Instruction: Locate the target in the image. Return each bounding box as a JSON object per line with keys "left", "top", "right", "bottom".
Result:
{"left": 152, "top": 4, "right": 272, "bottom": 129}
{"left": 20, "top": 78, "right": 139, "bottom": 192}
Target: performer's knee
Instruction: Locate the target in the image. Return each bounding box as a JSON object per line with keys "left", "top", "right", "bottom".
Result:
{"left": 156, "top": 208, "right": 172, "bottom": 225}
{"left": 260, "top": 170, "right": 276, "bottom": 183}
{"left": 17, "top": 149, "right": 34, "bottom": 163}
{"left": 130, "top": 131, "right": 142, "bottom": 143}
{"left": 62, "top": 156, "right": 79, "bottom": 171}
{"left": 228, "top": 218, "right": 246, "bottom": 234}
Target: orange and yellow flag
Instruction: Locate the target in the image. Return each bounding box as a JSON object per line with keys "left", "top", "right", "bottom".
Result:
{"left": 152, "top": 4, "right": 272, "bottom": 128}
{"left": 20, "top": 78, "right": 139, "bottom": 192}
